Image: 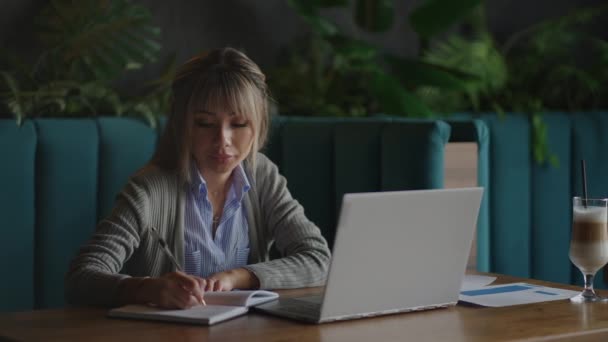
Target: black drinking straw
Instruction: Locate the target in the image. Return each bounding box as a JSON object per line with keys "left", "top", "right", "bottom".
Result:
{"left": 581, "top": 159, "right": 588, "bottom": 208}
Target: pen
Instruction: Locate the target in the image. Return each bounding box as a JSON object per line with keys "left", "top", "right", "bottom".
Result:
{"left": 149, "top": 226, "right": 207, "bottom": 306}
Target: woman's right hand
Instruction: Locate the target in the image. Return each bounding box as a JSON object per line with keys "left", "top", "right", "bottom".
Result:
{"left": 138, "top": 271, "right": 206, "bottom": 309}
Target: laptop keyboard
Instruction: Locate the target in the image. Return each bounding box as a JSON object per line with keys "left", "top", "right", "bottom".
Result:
{"left": 278, "top": 296, "right": 322, "bottom": 317}
{"left": 292, "top": 294, "right": 323, "bottom": 305}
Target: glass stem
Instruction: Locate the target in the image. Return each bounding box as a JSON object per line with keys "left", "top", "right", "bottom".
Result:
{"left": 582, "top": 273, "right": 596, "bottom": 298}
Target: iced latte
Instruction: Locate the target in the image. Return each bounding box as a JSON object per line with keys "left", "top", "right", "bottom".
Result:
{"left": 569, "top": 197, "right": 608, "bottom": 303}
{"left": 570, "top": 206, "right": 608, "bottom": 274}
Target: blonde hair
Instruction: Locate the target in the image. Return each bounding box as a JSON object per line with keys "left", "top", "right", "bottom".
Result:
{"left": 152, "top": 47, "right": 269, "bottom": 183}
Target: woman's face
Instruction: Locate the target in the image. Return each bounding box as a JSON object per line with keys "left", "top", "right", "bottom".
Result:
{"left": 190, "top": 108, "right": 254, "bottom": 179}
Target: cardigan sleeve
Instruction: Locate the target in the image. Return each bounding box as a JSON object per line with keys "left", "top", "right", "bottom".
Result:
{"left": 243, "top": 154, "right": 331, "bottom": 288}
{"left": 64, "top": 177, "right": 151, "bottom": 307}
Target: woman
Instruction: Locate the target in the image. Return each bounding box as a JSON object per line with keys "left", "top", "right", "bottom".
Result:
{"left": 65, "top": 47, "right": 331, "bottom": 309}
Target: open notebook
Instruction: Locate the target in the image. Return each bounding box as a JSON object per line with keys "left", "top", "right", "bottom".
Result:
{"left": 108, "top": 290, "right": 278, "bottom": 325}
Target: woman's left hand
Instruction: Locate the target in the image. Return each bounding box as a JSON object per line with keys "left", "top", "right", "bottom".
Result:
{"left": 203, "top": 272, "right": 236, "bottom": 292}
{"left": 205, "top": 268, "right": 260, "bottom": 292}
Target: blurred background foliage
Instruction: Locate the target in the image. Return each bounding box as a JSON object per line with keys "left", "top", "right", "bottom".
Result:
{"left": 0, "top": 0, "right": 175, "bottom": 127}
{"left": 269, "top": 0, "right": 608, "bottom": 165}
{"left": 1, "top": 0, "right": 606, "bottom": 165}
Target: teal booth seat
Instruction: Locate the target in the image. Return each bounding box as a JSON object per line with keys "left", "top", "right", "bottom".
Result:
{"left": 265, "top": 117, "right": 450, "bottom": 246}
{"left": 449, "top": 112, "right": 608, "bottom": 289}
{"left": 0, "top": 118, "right": 157, "bottom": 312}
{"left": 0, "top": 120, "right": 37, "bottom": 312}
{"left": 0, "top": 116, "right": 450, "bottom": 312}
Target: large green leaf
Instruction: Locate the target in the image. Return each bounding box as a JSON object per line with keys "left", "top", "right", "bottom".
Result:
{"left": 111, "top": 32, "right": 158, "bottom": 66}
{"left": 131, "top": 102, "right": 157, "bottom": 127}
{"left": 330, "top": 35, "right": 381, "bottom": 67}
{"left": 409, "top": 0, "right": 483, "bottom": 39}
{"left": 384, "top": 55, "right": 475, "bottom": 90}
{"left": 415, "top": 34, "right": 508, "bottom": 112}
{"left": 370, "top": 71, "right": 433, "bottom": 117}
{"left": 354, "top": 0, "right": 393, "bottom": 33}
{"left": 0, "top": 71, "right": 24, "bottom": 124}
{"left": 303, "top": 16, "right": 339, "bottom": 36}
{"left": 531, "top": 112, "right": 558, "bottom": 167}
{"left": 423, "top": 35, "right": 507, "bottom": 94}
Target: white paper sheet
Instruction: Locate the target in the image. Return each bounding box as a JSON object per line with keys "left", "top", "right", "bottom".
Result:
{"left": 459, "top": 282, "right": 580, "bottom": 307}
{"left": 460, "top": 275, "right": 497, "bottom": 291}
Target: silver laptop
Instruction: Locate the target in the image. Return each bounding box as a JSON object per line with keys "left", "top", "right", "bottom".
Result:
{"left": 254, "top": 187, "right": 483, "bottom": 323}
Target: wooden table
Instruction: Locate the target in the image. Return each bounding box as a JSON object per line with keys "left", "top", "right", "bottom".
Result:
{"left": 3, "top": 274, "right": 608, "bottom": 342}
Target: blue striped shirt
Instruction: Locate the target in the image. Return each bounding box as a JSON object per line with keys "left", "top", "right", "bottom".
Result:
{"left": 184, "top": 163, "right": 251, "bottom": 278}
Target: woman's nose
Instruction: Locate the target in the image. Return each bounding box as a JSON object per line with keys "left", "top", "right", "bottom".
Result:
{"left": 215, "top": 126, "right": 232, "bottom": 146}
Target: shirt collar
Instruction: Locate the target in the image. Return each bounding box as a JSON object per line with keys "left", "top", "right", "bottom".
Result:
{"left": 231, "top": 163, "right": 251, "bottom": 201}
{"left": 189, "top": 162, "right": 207, "bottom": 197}
{"left": 189, "top": 162, "right": 251, "bottom": 200}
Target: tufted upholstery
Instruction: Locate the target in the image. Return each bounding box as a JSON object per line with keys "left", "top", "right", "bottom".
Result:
{"left": 0, "top": 116, "right": 450, "bottom": 311}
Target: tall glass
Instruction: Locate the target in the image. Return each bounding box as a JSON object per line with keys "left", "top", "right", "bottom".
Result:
{"left": 569, "top": 197, "right": 608, "bottom": 303}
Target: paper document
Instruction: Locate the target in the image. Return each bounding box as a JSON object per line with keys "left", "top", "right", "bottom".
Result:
{"left": 460, "top": 275, "right": 497, "bottom": 291}
{"left": 459, "top": 282, "right": 579, "bottom": 307}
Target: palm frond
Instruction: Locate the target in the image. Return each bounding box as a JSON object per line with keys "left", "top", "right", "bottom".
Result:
{"left": 130, "top": 102, "right": 157, "bottom": 128}
{"left": 0, "top": 71, "right": 25, "bottom": 124}
{"left": 37, "top": 0, "right": 161, "bottom": 81}
{"left": 420, "top": 34, "right": 508, "bottom": 111}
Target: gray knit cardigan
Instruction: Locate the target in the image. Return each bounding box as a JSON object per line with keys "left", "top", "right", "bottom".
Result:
{"left": 65, "top": 153, "right": 331, "bottom": 307}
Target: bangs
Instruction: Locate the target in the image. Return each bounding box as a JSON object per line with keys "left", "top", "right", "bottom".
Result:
{"left": 156, "top": 47, "right": 270, "bottom": 182}
{"left": 187, "top": 70, "right": 260, "bottom": 119}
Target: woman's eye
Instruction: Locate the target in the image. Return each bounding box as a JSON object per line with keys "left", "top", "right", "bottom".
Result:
{"left": 194, "top": 119, "right": 248, "bottom": 128}
{"left": 232, "top": 122, "right": 249, "bottom": 128}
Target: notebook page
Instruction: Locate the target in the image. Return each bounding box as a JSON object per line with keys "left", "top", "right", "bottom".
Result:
{"left": 108, "top": 304, "right": 248, "bottom": 325}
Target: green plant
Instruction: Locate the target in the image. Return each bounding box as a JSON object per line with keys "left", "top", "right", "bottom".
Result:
{"left": 0, "top": 0, "right": 174, "bottom": 126}
{"left": 417, "top": 3, "right": 608, "bottom": 165}
{"left": 415, "top": 34, "right": 508, "bottom": 113}
{"left": 273, "top": 0, "right": 607, "bottom": 166}
{"left": 269, "top": 0, "right": 481, "bottom": 118}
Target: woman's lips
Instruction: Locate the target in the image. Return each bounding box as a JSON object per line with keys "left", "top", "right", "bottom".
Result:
{"left": 211, "top": 153, "right": 234, "bottom": 163}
